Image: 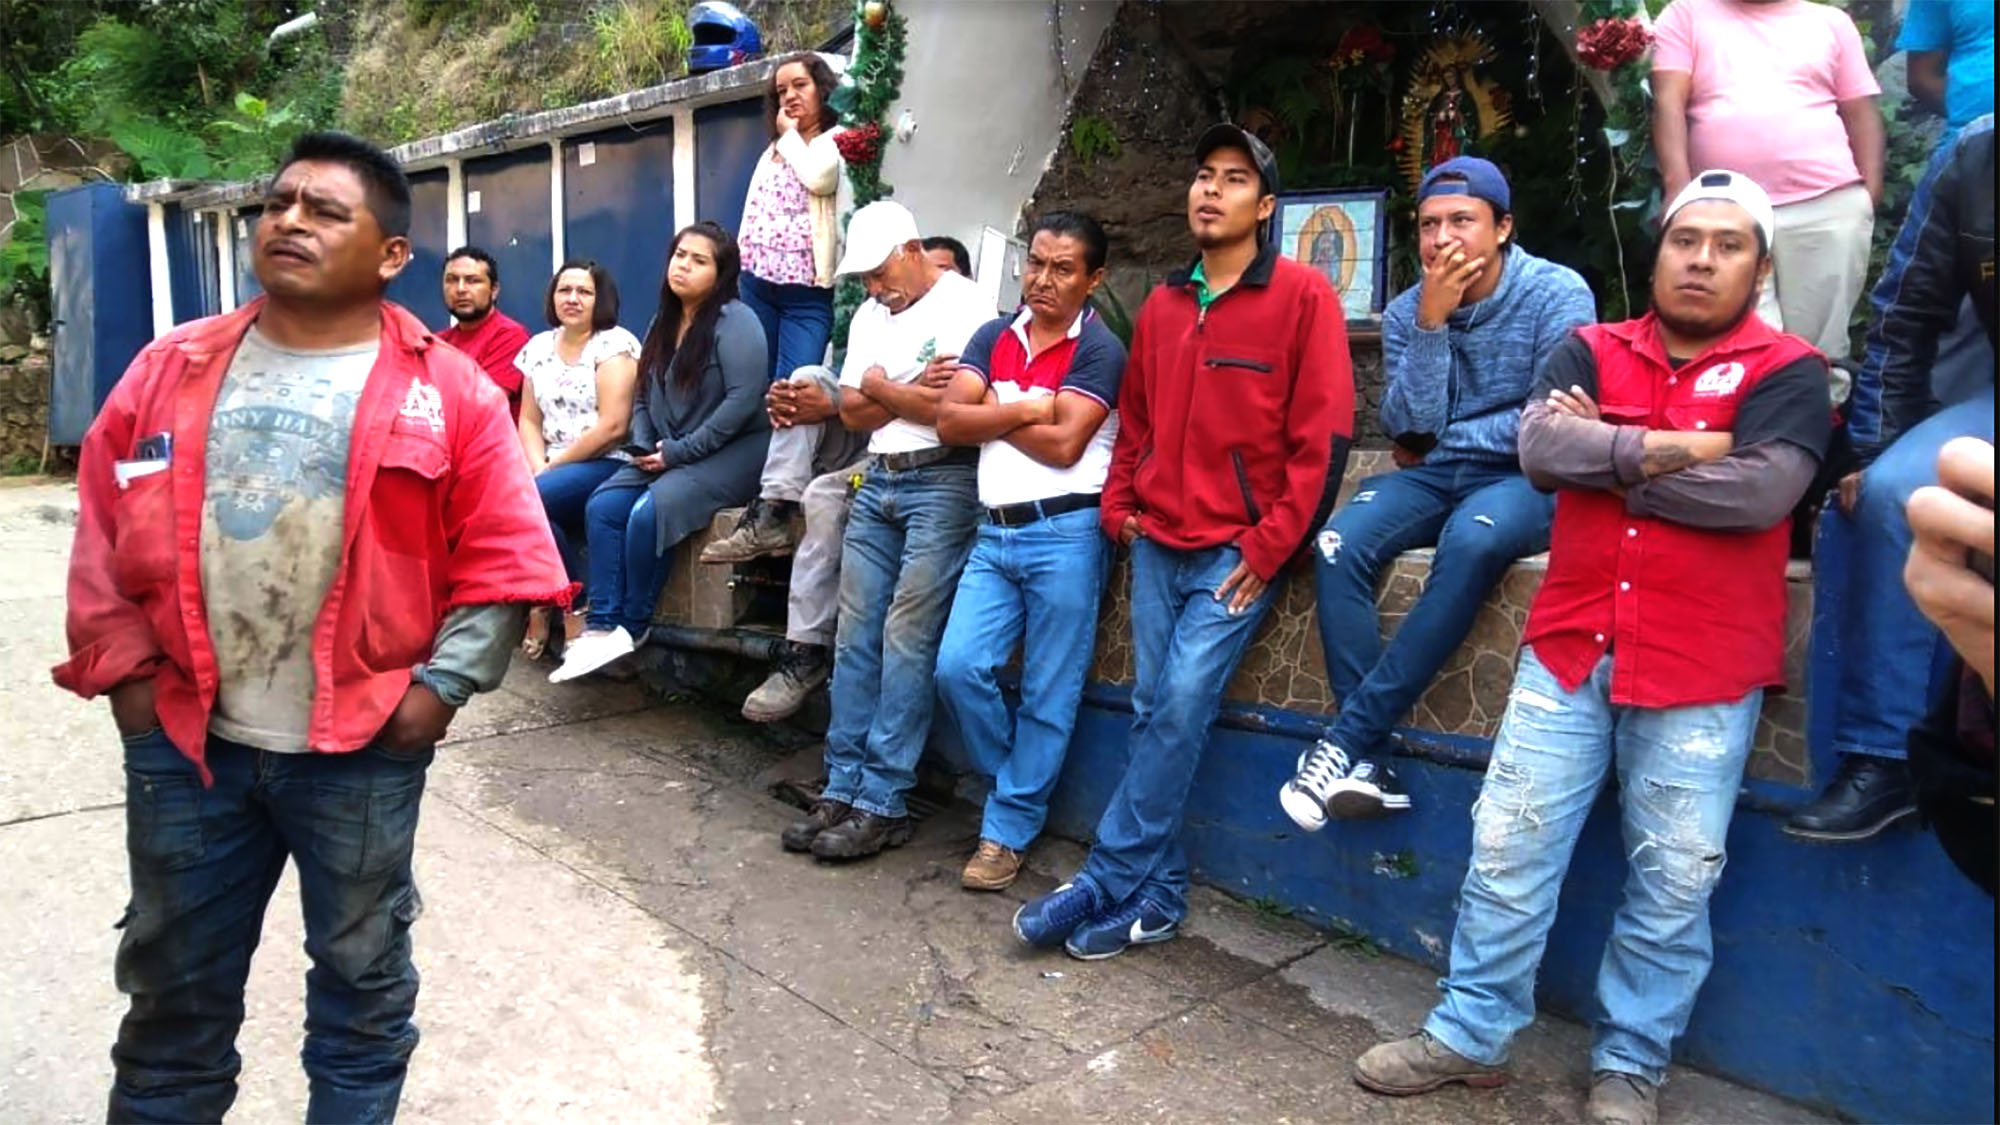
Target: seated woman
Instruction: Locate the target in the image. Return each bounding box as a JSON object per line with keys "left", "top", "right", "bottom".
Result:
{"left": 551, "top": 222, "right": 773, "bottom": 682}
{"left": 516, "top": 259, "right": 641, "bottom": 658}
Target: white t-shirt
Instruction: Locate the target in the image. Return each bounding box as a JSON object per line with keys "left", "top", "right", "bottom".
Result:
{"left": 837, "top": 270, "right": 994, "bottom": 455}
{"left": 201, "top": 326, "right": 378, "bottom": 751}
{"left": 515, "top": 326, "right": 642, "bottom": 459}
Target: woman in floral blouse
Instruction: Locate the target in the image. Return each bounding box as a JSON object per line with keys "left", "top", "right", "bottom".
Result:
{"left": 737, "top": 52, "right": 847, "bottom": 384}
{"left": 515, "top": 259, "right": 640, "bottom": 657}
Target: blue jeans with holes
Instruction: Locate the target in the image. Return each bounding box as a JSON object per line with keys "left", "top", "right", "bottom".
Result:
{"left": 1818, "top": 386, "right": 1995, "bottom": 760}
{"left": 1076, "top": 539, "right": 1278, "bottom": 921}
{"left": 109, "top": 730, "right": 432, "bottom": 1123}
{"left": 582, "top": 483, "right": 670, "bottom": 634}
{"left": 536, "top": 459, "right": 623, "bottom": 590}
{"left": 740, "top": 271, "right": 835, "bottom": 383}
{"left": 1424, "top": 649, "right": 1761, "bottom": 1085}
{"left": 1314, "top": 461, "right": 1552, "bottom": 755}
{"left": 822, "top": 463, "right": 980, "bottom": 818}
{"left": 935, "top": 507, "right": 1110, "bottom": 850}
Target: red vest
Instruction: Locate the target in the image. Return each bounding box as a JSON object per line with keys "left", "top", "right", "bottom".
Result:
{"left": 1523, "top": 314, "right": 1819, "bottom": 708}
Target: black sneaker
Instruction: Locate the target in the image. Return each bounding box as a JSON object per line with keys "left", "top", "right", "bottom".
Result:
{"left": 1784, "top": 755, "right": 1917, "bottom": 842}
{"left": 1325, "top": 757, "right": 1413, "bottom": 820}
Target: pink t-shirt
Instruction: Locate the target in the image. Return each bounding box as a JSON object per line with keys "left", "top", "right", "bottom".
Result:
{"left": 1653, "top": 0, "right": 1880, "bottom": 205}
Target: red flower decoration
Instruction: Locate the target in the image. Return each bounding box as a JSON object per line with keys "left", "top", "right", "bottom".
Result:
{"left": 1576, "top": 17, "right": 1652, "bottom": 71}
{"left": 1333, "top": 25, "right": 1394, "bottom": 69}
{"left": 834, "top": 122, "right": 883, "bottom": 166}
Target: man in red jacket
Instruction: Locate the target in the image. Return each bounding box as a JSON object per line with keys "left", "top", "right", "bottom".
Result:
{"left": 1353, "top": 171, "right": 1832, "bottom": 1125}
{"left": 55, "top": 132, "right": 570, "bottom": 1122}
{"left": 438, "top": 245, "right": 531, "bottom": 417}
{"left": 1013, "top": 124, "right": 1353, "bottom": 961}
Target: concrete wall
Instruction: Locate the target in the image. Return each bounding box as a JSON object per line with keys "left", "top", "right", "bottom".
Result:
{"left": 878, "top": 0, "right": 1118, "bottom": 291}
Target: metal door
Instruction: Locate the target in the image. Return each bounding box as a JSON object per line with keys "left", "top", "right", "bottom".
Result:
{"left": 564, "top": 120, "right": 677, "bottom": 339}
{"left": 46, "top": 183, "right": 153, "bottom": 444}
{"left": 465, "top": 147, "right": 555, "bottom": 330}
{"left": 695, "top": 97, "right": 768, "bottom": 240}
{"left": 385, "top": 168, "right": 451, "bottom": 323}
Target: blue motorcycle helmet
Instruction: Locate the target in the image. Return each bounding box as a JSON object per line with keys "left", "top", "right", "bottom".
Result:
{"left": 688, "top": 2, "right": 763, "bottom": 74}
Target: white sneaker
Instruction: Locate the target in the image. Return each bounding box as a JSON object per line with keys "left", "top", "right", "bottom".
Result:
{"left": 1279, "top": 739, "right": 1353, "bottom": 832}
{"left": 549, "top": 626, "right": 635, "bottom": 683}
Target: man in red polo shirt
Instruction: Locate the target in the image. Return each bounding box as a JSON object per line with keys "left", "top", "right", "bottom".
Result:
{"left": 1353, "top": 171, "right": 1832, "bottom": 1125}
{"left": 438, "top": 246, "right": 531, "bottom": 416}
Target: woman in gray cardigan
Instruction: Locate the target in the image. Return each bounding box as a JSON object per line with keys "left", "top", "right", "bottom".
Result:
{"left": 552, "top": 222, "right": 772, "bottom": 682}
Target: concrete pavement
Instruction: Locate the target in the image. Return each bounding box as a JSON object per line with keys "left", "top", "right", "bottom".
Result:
{"left": 0, "top": 479, "right": 1830, "bottom": 1123}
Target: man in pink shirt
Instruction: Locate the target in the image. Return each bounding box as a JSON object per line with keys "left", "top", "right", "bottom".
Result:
{"left": 1653, "top": 0, "right": 1885, "bottom": 374}
{"left": 438, "top": 246, "right": 532, "bottom": 417}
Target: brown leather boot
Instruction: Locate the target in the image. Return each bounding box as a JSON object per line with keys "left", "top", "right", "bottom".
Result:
{"left": 961, "top": 840, "right": 1023, "bottom": 891}
{"left": 780, "top": 798, "right": 851, "bottom": 853}
{"left": 809, "top": 810, "right": 913, "bottom": 860}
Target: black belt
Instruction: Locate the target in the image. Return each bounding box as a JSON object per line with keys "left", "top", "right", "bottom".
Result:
{"left": 870, "top": 446, "right": 978, "bottom": 472}
{"left": 986, "top": 492, "right": 1102, "bottom": 528}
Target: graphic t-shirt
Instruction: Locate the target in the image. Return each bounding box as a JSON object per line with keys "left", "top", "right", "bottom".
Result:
{"left": 515, "top": 326, "right": 642, "bottom": 459}
{"left": 201, "top": 326, "right": 378, "bottom": 752}
{"left": 837, "top": 269, "right": 994, "bottom": 455}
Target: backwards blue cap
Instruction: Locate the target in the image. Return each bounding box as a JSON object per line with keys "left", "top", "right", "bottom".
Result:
{"left": 1418, "top": 156, "right": 1511, "bottom": 214}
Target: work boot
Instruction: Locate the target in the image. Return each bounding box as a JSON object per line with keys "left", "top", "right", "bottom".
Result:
{"left": 1783, "top": 754, "right": 1917, "bottom": 842}
{"left": 810, "top": 810, "right": 914, "bottom": 861}
{"left": 700, "top": 498, "right": 798, "bottom": 564}
{"left": 780, "top": 798, "right": 851, "bottom": 853}
{"left": 1586, "top": 1071, "right": 1659, "bottom": 1125}
{"left": 741, "top": 642, "right": 832, "bottom": 723}
{"left": 1353, "top": 1031, "right": 1510, "bottom": 1096}
{"left": 961, "top": 839, "right": 1022, "bottom": 891}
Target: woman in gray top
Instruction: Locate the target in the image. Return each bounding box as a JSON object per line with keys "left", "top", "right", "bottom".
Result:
{"left": 552, "top": 222, "right": 773, "bottom": 682}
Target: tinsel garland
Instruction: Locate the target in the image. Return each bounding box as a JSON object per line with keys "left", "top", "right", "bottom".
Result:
{"left": 829, "top": 0, "right": 908, "bottom": 351}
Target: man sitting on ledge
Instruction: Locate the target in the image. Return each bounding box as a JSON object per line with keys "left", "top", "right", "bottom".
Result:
{"left": 1353, "top": 172, "right": 1832, "bottom": 1125}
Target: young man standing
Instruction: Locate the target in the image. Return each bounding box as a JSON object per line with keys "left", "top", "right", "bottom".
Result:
{"left": 1013, "top": 125, "right": 1352, "bottom": 960}
{"left": 56, "top": 133, "right": 569, "bottom": 1121}
{"left": 1652, "top": 0, "right": 1884, "bottom": 370}
{"left": 438, "top": 246, "right": 532, "bottom": 416}
{"left": 779, "top": 200, "right": 995, "bottom": 861}
{"left": 934, "top": 212, "right": 1127, "bottom": 892}
{"left": 1353, "top": 173, "right": 1832, "bottom": 1125}
{"left": 1283, "top": 157, "right": 1594, "bottom": 824}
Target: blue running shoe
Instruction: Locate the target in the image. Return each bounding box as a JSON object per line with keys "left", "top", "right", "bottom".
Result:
{"left": 1013, "top": 880, "right": 1104, "bottom": 949}
{"left": 1064, "top": 897, "right": 1179, "bottom": 961}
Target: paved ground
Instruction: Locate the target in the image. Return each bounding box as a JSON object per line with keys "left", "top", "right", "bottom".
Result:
{"left": 0, "top": 478, "right": 1832, "bottom": 1123}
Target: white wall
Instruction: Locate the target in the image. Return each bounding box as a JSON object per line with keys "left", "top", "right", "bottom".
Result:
{"left": 877, "top": 1, "right": 1117, "bottom": 287}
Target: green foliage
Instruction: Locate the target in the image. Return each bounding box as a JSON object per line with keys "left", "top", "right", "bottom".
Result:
{"left": 1, "top": 191, "right": 50, "bottom": 312}
{"left": 831, "top": 0, "right": 911, "bottom": 352}
{"left": 1327, "top": 918, "right": 1381, "bottom": 958}
{"left": 1, "top": 451, "right": 43, "bottom": 477}
{"left": 1069, "top": 114, "right": 1121, "bottom": 171}
{"left": 588, "top": 0, "right": 694, "bottom": 95}
{"left": 1088, "top": 284, "right": 1133, "bottom": 348}
{"left": 109, "top": 119, "right": 215, "bottom": 181}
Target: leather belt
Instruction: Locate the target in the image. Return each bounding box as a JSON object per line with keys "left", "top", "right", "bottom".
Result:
{"left": 869, "top": 446, "right": 978, "bottom": 472}
{"left": 986, "top": 492, "right": 1102, "bottom": 528}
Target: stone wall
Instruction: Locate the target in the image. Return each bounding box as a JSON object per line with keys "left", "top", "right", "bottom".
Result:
{"left": 0, "top": 339, "right": 51, "bottom": 472}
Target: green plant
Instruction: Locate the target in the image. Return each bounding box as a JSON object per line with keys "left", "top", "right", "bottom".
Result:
{"left": 208, "top": 91, "right": 306, "bottom": 179}
{"left": 1068, "top": 114, "right": 1121, "bottom": 171}
{"left": 1327, "top": 918, "right": 1380, "bottom": 958}
{"left": 504, "top": 2, "right": 542, "bottom": 51}
{"left": 1, "top": 451, "right": 43, "bottom": 477}
{"left": 1, "top": 190, "right": 50, "bottom": 317}
{"left": 1087, "top": 284, "right": 1132, "bottom": 348}
{"left": 1247, "top": 895, "right": 1295, "bottom": 920}
{"left": 589, "top": 0, "right": 693, "bottom": 95}
{"left": 109, "top": 119, "right": 214, "bottom": 181}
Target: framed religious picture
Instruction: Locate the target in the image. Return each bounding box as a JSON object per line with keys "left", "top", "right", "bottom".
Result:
{"left": 1276, "top": 189, "right": 1389, "bottom": 324}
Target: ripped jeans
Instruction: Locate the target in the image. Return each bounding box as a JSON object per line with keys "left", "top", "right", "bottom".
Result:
{"left": 1424, "top": 648, "right": 1760, "bottom": 1085}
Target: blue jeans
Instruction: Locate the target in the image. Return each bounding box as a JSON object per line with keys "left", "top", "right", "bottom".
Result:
{"left": 1314, "top": 462, "right": 1552, "bottom": 754}
{"left": 1076, "top": 539, "right": 1278, "bottom": 921}
{"left": 822, "top": 463, "right": 980, "bottom": 818}
{"left": 935, "top": 507, "right": 1110, "bottom": 850}
{"left": 740, "top": 271, "right": 835, "bottom": 383}
{"left": 1819, "top": 386, "right": 1994, "bottom": 760}
{"left": 583, "top": 483, "right": 670, "bottom": 633}
{"left": 109, "top": 730, "right": 432, "bottom": 1123}
{"left": 1425, "top": 649, "right": 1762, "bottom": 1085}
{"left": 536, "top": 459, "right": 622, "bottom": 590}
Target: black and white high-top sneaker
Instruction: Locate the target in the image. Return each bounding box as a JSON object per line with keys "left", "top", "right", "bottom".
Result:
{"left": 1279, "top": 739, "right": 1354, "bottom": 831}
{"left": 1326, "top": 757, "right": 1413, "bottom": 819}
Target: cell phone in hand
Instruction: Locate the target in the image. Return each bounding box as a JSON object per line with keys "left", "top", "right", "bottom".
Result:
{"left": 621, "top": 443, "right": 654, "bottom": 458}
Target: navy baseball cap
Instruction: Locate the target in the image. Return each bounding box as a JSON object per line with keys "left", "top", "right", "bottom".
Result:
{"left": 1418, "top": 156, "right": 1511, "bottom": 214}
{"left": 1194, "top": 123, "right": 1280, "bottom": 197}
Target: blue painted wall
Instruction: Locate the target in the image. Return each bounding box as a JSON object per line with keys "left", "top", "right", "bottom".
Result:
{"left": 1017, "top": 697, "right": 1996, "bottom": 1124}
{"left": 694, "top": 97, "right": 767, "bottom": 238}
{"left": 563, "top": 121, "right": 677, "bottom": 340}
{"left": 464, "top": 147, "right": 555, "bottom": 331}
{"left": 384, "top": 168, "right": 452, "bottom": 323}
{"left": 162, "top": 203, "right": 219, "bottom": 324}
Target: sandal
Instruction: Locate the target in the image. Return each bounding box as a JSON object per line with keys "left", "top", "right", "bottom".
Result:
{"left": 520, "top": 607, "right": 552, "bottom": 661}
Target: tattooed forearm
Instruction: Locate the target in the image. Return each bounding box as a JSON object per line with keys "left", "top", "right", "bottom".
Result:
{"left": 1640, "top": 430, "right": 1733, "bottom": 477}
{"left": 1642, "top": 441, "right": 1702, "bottom": 477}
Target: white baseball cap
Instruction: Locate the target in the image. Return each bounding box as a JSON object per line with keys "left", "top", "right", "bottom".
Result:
{"left": 1663, "top": 170, "right": 1776, "bottom": 248}
{"left": 834, "top": 200, "right": 923, "bottom": 276}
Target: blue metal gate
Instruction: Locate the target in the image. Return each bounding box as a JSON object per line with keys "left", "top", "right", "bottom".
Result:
{"left": 385, "top": 168, "right": 451, "bottom": 322}
{"left": 46, "top": 183, "right": 153, "bottom": 444}
{"left": 564, "top": 121, "right": 677, "bottom": 338}
{"left": 694, "top": 97, "right": 768, "bottom": 240}
{"left": 465, "top": 147, "right": 555, "bottom": 330}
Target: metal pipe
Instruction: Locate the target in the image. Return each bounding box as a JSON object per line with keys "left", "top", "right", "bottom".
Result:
{"left": 267, "top": 11, "right": 319, "bottom": 49}
{"left": 643, "top": 624, "right": 786, "bottom": 664}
